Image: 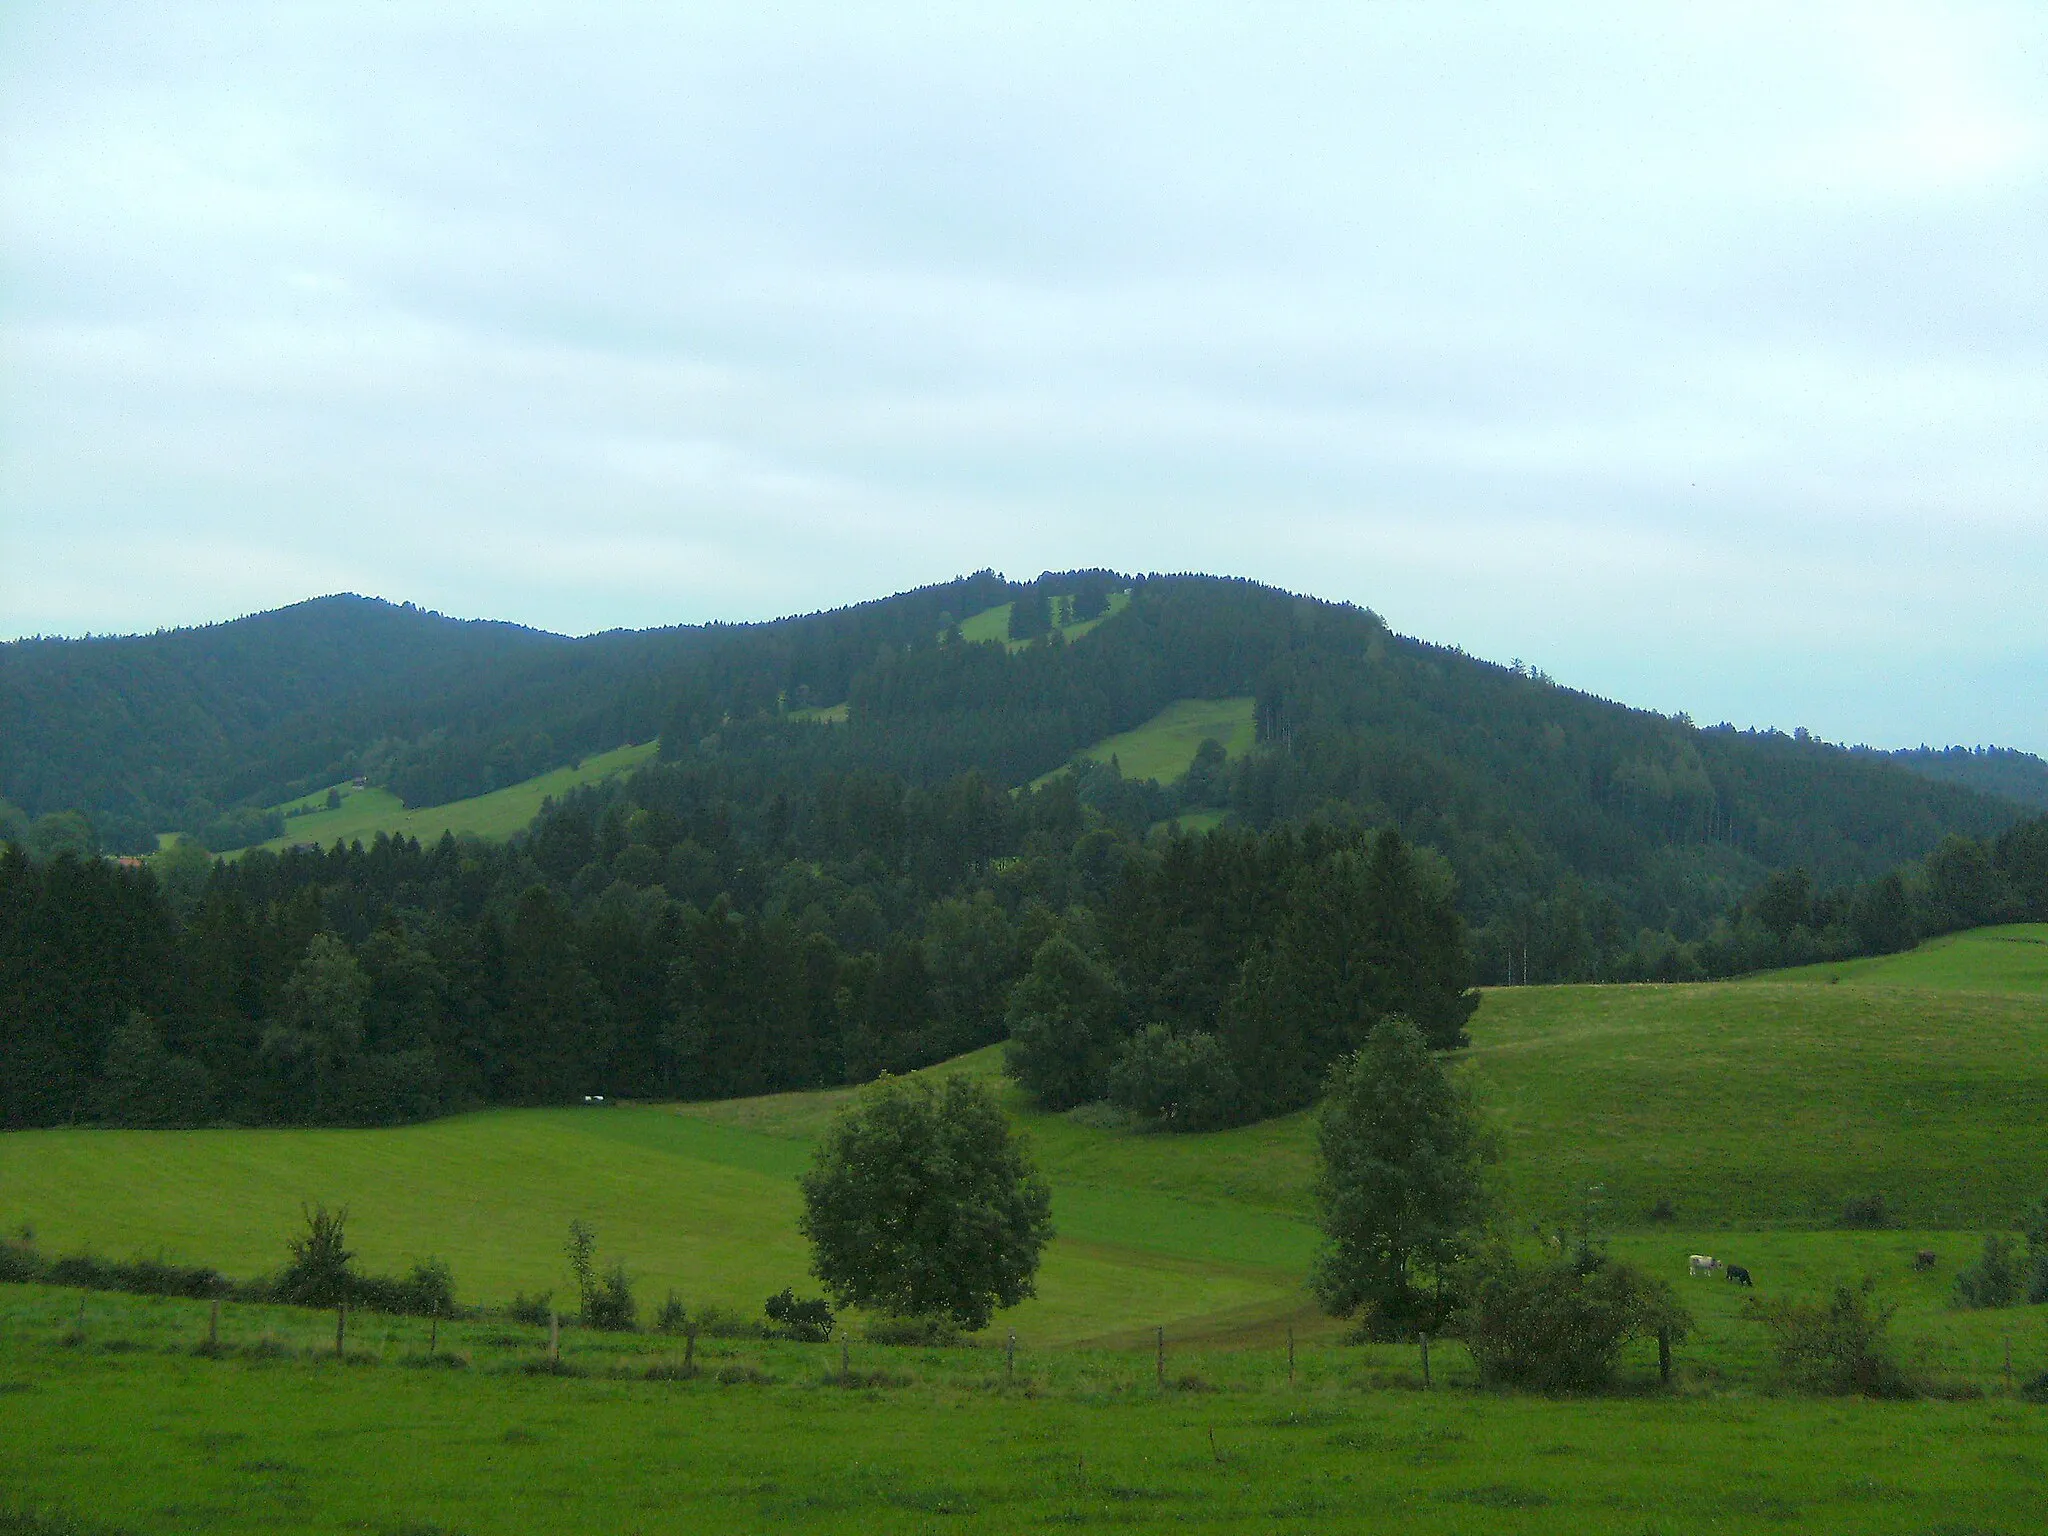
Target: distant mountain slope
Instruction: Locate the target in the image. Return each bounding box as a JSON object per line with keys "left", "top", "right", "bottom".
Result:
{"left": 0, "top": 597, "right": 567, "bottom": 845}
{"left": 1878, "top": 745, "right": 2048, "bottom": 811}
{"left": 1, "top": 571, "right": 2025, "bottom": 967}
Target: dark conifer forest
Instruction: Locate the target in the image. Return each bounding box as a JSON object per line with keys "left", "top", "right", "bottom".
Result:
{"left": 5, "top": 571, "right": 2045, "bottom": 1132}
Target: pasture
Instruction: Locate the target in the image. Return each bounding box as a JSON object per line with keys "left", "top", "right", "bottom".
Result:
{"left": 1, "top": 1284, "right": 2042, "bottom": 1536}
{"left": 1056, "top": 696, "right": 1258, "bottom": 787}
{"left": 7, "top": 925, "right": 2047, "bottom": 1532}
{"left": 1754, "top": 922, "right": 2048, "bottom": 995}
{"left": 237, "top": 741, "right": 659, "bottom": 854}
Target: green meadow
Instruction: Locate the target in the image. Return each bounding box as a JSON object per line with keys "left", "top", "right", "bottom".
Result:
{"left": 956, "top": 591, "right": 1132, "bottom": 650}
{"left": 235, "top": 741, "right": 659, "bottom": 855}
{"left": 1057, "top": 696, "right": 1257, "bottom": 787}
{"left": 2, "top": 1281, "right": 2043, "bottom": 1536}
{"left": 1754, "top": 922, "right": 2048, "bottom": 995}
{"left": 6, "top": 925, "right": 2048, "bottom": 1532}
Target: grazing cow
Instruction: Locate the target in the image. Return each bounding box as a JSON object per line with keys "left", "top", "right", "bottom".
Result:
{"left": 1688, "top": 1255, "right": 1721, "bottom": 1278}
{"left": 1724, "top": 1264, "right": 1753, "bottom": 1287}
{"left": 1913, "top": 1249, "right": 1938, "bottom": 1272}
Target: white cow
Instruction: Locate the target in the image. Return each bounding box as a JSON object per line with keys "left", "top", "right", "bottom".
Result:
{"left": 1688, "top": 1254, "right": 1722, "bottom": 1278}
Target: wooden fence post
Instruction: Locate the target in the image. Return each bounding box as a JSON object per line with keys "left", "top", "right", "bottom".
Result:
{"left": 1287, "top": 1326, "right": 1295, "bottom": 1388}
{"left": 841, "top": 1336, "right": 850, "bottom": 1379}
{"left": 548, "top": 1309, "right": 559, "bottom": 1365}
{"left": 1418, "top": 1332, "right": 1431, "bottom": 1390}
{"left": 1156, "top": 1326, "right": 1165, "bottom": 1389}
{"left": 335, "top": 1300, "right": 347, "bottom": 1359}
{"left": 1006, "top": 1330, "right": 1016, "bottom": 1384}
{"left": 2005, "top": 1335, "right": 2014, "bottom": 1393}
{"left": 429, "top": 1305, "right": 439, "bottom": 1355}
{"left": 1658, "top": 1327, "right": 1672, "bottom": 1385}
{"left": 208, "top": 1298, "right": 220, "bottom": 1350}
{"left": 683, "top": 1323, "right": 696, "bottom": 1375}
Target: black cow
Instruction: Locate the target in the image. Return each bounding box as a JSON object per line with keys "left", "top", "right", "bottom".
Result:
{"left": 1724, "top": 1264, "right": 1753, "bottom": 1288}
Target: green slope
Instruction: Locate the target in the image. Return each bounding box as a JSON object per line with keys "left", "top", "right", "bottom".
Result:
{"left": 8, "top": 926, "right": 2043, "bottom": 1348}
{"left": 1066, "top": 696, "right": 1256, "bottom": 785}
{"left": 956, "top": 590, "right": 1131, "bottom": 650}
{"left": 238, "top": 741, "right": 658, "bottom": 854}
{"left": 1749, "top": 923, "right": 2048, "bottom": 994}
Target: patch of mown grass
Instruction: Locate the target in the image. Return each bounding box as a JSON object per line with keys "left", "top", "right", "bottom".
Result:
{"left": 1751, "top": 923, "right": 2048, "bottom": 994}
{"left": 1, "top": 1286, "right": 2043, "bottom": 1536}
{"left": 955, "top": 591, "right": 1131, "bottom": 650}
{"left": 1035, "top": 696, "right": 1257, "bottom": 787}
{"left": 235, "top": 741, "right": 658, "bottom": 855}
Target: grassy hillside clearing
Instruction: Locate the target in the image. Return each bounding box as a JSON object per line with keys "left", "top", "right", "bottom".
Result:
{"left": 1030, "top": 696, "right": 1258, "bottom": 790}
{"left": 235, "top": 740, "right": 658, "bottom": 854}
{"left": 1753, "top": 922, "right": 2048, "bottom": 994}
{"left": 956, "top": 590, "right": 1131, "bottom": 650}
{"left": 7, "top": 927, "right": 2045, "bottom": 1351}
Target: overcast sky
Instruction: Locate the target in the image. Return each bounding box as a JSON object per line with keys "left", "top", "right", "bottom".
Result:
{"left": 3, "top": 3, "right": 2043, "bottom": 750}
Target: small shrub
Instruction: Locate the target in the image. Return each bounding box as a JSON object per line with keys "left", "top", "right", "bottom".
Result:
{"left": 863, "top": 1314, "right": 962, "bottom": 1347}
{"left": 825, "top": 1366, "right": 909, "bottom": 1389}
{"left": 521, "top": 1355, "right": 586, "bottom": 1377}
{"left": 1645, "top": 1197, "right": 1676, "bottom": 1224}
{"left": 507, "top": 1291, "right": 555, "bottom": 1327}
{"left": 763, "top": 1288, "right": 835, "bottom": 1343}
{"left": 1751, "top": 1280, "right": 1916, "bottom": 1398}
{"left": 693, "top": 1304, "right": 768, "bottom": 1340}
{"left": 400, "top": 1258, "right": 457, "bottom": 1317}
{"left": 274, "top": 1205, "right": 355, "bottom": 1307}
{"left": 0, "top": 1237, "right": 45, "bottom": 1284}
{"left": 714, "top": 1363, "right": 774, "bottom": 1386}
{"left": 1953, "top": 1234, "right": 2025, "bottom": 1309}
{"left": 1461, "top": 1249, "right": 1691, "bottom": 1393}
{"left": 400, "top": 1351, "right": 469, "bottom": 1370}
{"left": 654, "top": 1290, "right": 689, "bottom": 1335}
{"left": 1838, "top": 1193, "right": 1890, "bottom": 1230}
{"left": 584, "top": 1262, "right": 637, "bottom": 1332}
{"left": 642, "top": 1360, "right": 698, "bottom": 1382}
{"left": 2019, "top": 1369, "right": 2048, "bottom": 1404}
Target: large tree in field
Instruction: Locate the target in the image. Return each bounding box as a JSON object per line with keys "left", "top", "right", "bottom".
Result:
{"left": 1310, "top": 1016, "right": 1490, "bottom": 1334}
{"left": 799, "top": 1073, "right": 1053, "bottom": 1330}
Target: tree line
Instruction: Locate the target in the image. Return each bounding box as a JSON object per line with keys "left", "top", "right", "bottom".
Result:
{"left": 0, "top": 750, "right": 1472, "bottom": 1131}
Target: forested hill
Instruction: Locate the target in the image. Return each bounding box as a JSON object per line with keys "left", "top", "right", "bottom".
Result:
{"left": 1, "top": 572, "right": 2029, "bottom": 976}
{"left": 1878, "top": 746, "right": 2048, "bottom": 811}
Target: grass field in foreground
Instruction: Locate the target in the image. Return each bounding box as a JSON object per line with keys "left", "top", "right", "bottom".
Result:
{"left": 1753, "top": 922, "right": 2048, "bottom": 994}
{"left": 235, "top": 741, "right": 659, "bottom": 855}
{"left": 2, "top": 1284, "right": 2044, "bottom": 1536}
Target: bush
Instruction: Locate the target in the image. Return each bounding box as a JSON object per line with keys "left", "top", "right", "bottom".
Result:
{"left": 1103, "top": 1025, "right": 1243, "bottom": 1130}
{"left": 1461, "top": 1248, "right": 1691, "bottom": 1392}
{"left": 1752, "top": 1280, "right": 1916, "bottom": 1398}
{"left": 0, "top": 1237, "right": 42, "bottom": 1284}
{"left": 34, "top": 1248, "right": 230, "bottom": 1300}
{"left": 1838, "top": 1193, "right": 1890, "bottom": 1229}
{"left": 584, "top": 1262, "right": 638, "bottom": 1332}
{"left": 862, "top": 1314, "right": 963, "bottom": 1347}
{"left": 508, "top": 1290, "right": 555, "bottom": 1327}
{"left": 1953, "top": 1233, "right": 2026, "bottom": 1309}
{"left": 273, "top": 1204, "right": 355, "bottom": 1307}
{"left": 654, "top": 1290, "right": 689, "bottom": 1335}
{"left": 763, "top": 1288, "right": 835, "bottom": 1342}
{"left": 2021, "top": 1370, "right": 2048, "bottom": 1405}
